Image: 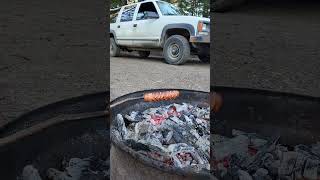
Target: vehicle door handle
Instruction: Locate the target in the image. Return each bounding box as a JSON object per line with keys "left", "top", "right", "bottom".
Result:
{"left": 117, "top": 25, "right": 120, "bottom": 28}
{"left": 133, "top": 24, "right": 137, "bottom": 27}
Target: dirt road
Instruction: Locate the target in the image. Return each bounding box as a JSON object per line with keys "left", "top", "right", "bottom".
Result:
{"left": 212, "top": 1, "right": 320, "bottom": 97}
{"left": 110, "top": 53, "right": 210, "bottom": 100}
{"left": 0, "top": 0, "right": 107, "bottom": 124}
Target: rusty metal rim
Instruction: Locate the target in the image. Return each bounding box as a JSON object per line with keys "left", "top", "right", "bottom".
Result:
{"left": 0, "top": 91, "right": 109, "bottom": 147}
{"left": 0, "top": 110, "right": 108, "bottom": 148}
{"left": 213, "top": 86, "right": 320, "bottom": 100}
{"left": 110, "top": 89, "right": 211, "bottom": 178}
{"left": 110, "top": 88, "right": 209, "bottom": 105}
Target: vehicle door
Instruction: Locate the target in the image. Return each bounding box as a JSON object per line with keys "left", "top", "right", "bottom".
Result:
{"left": 131, "top": 1, "right": 161, "bottom": 48}
{"left": 116, "top": 4, "right": 137, "bottom": 46}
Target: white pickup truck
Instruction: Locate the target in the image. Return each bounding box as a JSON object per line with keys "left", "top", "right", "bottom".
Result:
{"left": 110, "top": 0, "right": 210, "bottom": 65}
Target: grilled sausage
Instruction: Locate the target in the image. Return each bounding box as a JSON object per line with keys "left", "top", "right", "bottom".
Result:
{"left": 211, "top": 92, "right": 223, "bottom": 113}
{"left": 144, "top": 90, "right": 180, "bottom": 102}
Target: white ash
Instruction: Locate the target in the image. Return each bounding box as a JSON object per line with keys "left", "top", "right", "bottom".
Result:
{"left": 20, "top": 157, "right": 109, "bottom": 180}
{"left": 113, "top": 103, "right": 210, "bottom": 171}
{"left": 211, "top": 129, "right": 320, "bottom": 180}
{"left": 22, "top": 165, "right": 42, "bottom": 180}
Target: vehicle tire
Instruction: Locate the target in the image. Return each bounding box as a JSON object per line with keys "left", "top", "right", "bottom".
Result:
{"left": 163, "top": 35, "right": 190, "bottom": 65}
{"left": 198, "top": 54, "right": 210, "bottom": 63}
{"left": 110, "top": 37, "right": 120, "bottom": 57}
{"left": 138, "top": 51, "right": 150, "bottom": 58}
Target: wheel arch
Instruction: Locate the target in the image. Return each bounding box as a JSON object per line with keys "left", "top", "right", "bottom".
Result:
{"left": 160, "top": 24, "right": 195, "bottom": 47}
{"left": 110, "top": 30, "right": 118, "bottom": 44}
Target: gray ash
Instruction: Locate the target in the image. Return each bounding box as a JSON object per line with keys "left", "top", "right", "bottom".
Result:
{"left": 112, "top": 103, "right": 210, "bottom": 171}
{"left": 211, "top": 129, "right": 320, "bottom": 180}
{"left": 20, "top": 157, "right": 109, "bottom": 180}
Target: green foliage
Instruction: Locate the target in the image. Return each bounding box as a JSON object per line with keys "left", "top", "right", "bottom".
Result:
{"left": 111, "top": 0, "right": 210, "bottom": 17}
{"left": 111, "top": 0, "right": 126, "bottom": 9}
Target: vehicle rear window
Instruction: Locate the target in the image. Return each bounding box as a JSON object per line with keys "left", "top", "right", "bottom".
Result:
{"left": 120, "top": 5, "right": 136, "bottom": 22}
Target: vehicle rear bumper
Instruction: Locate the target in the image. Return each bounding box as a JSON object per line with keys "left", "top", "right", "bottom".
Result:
{"left": 190, "top": 34, "right": 210, "bottom": 43}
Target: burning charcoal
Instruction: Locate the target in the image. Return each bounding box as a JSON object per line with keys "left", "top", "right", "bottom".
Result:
{"left": 184, "top": 115, "right": 193, "bottom": 125}
{"left": 211, "top": 125, "right": 320, "bottom": 180}
{"left": 113, "top": 103, "right": 210, "bottom": 171}
{"left": 261, "top": 153, "right": 274, "bottom": 167}
{"left": 266, "top": 160, "right": 280, "bottom": 176}
{"left": 190, "top": 129, "right": 201, "bottom": 140}
{"left": 216, "top": 163, "right": 228, "bottom": 177}
{"left": 116, "top": 114, "right": 127, "bottom": 139}
{"left": 293, "top": 153, "right": 307, "bottom": 179}
{"left": 196, "top": 135, "right": 210, "bottom": 158}
{"left": 303, "top": 158, "right": 319, "bottom": 179}
{"left": 168, "top": 143, "right": 206, "bottom": 169}
{"left": 245, "top": 136, "right": 279, "bottom": 171}
{"left": 134, "top": 121, "right": 153, "bottom": 140}
{"left": 212, "top": 135, "right": 249, "bottom": 160}
{"left": 253, "top": 168, "right": 270, "bottom": 180}
{"left": 170, "top": 116, "right": 184, "bottom": 126}
{"left": 238, "top": 169, "right": 253, "bottom": 180}
{"left": 249, "top": 137, "right": 268, "bottom": 150}
{"left": 174, "top": 103, "right": 189, "bottom": 112}
{"left": 162, "top": 130, "right": 173, "bottom": 144}
{"left": 278, "top": 151, "right": 298, "bottom": 176}
{"left": 47, "top": 158, "right": 90, "bottom": 180}
{"left": 311, "top": 142, "right": 320, "bottom": 157}
{"left": 124, "top": 111, "right": 141, "bottom": 122}
{"left": 22, "top": 165, "right": 42, "bottom": 180}
{"left": 171, "top": 126, "right": 188, "bottom": 143}
{"left": 212, "top": 134, "right": 229, "bottom": 143}
{"left": 143, "top": 135, "right": 167, "bottom": 152}
{"left": 125, "top": 139, "right": 150, "bottom": 151}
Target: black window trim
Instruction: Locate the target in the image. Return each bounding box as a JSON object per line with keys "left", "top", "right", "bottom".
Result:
{"left": 135, "top": 1, "right": 159, "bottom": 21}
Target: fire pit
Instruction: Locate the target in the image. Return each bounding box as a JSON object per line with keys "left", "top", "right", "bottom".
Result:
{"left": 0, "top": 92, "right": 109, "bottom": 180}
{"left": 211, "top": 86, "right": 320, "bottom": 179}
{"left": 110, "top": 89, "right": 210, "bottom": 180}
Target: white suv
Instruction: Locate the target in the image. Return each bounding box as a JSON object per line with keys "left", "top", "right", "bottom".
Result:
{"left": 110, "top": 0, "right": 210, "bottom": 65}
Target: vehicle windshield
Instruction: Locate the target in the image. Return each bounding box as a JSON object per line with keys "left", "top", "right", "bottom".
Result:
{"left": 156, "top": 1, "right": 185, "bottom": 16}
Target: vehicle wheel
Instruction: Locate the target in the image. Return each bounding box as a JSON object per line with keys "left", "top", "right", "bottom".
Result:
{"left": 163, "top": 35, "right": 190, "bottom": 65}
{"left": 138, "top": 51, "right": 150, "bottom": 58}
{"left": 110, "top": 37, "right": 120, "bottom": 57}
{"left": 198, "top": 54, "right": 210, "bottom": 63}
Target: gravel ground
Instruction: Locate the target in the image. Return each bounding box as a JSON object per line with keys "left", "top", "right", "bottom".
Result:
{"left": 212, "top": 1, "right": 320, "bottom": 97}
{"left": 0, "top": 0, "right": 107, "bottom": 125}
{"left": 110, "top": 52, "right": 210, "bottom": 100}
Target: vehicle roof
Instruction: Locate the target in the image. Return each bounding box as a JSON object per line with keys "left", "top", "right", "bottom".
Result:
{"left": 122, "top": 0, "right": 164, "bottom": 8}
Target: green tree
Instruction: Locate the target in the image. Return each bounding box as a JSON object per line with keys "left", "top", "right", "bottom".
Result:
{"left": 111, "top": 0, "right": 126, "bottom": 9}
{"left": 111, "top": 0, "right": 210, "bottom": 17}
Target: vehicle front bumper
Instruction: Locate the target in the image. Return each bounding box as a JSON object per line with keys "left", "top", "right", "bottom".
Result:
{"left": 190, "top": 34, "right": 210, "bottom": 44}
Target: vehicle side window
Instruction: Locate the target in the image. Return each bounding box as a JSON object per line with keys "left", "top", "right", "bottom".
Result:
{"left": 136, "top": 2, "right": 158, "bottom": 20}
{"left": 120, "top": 5, "right": 136, "bottom": 22}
